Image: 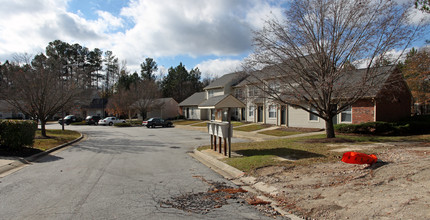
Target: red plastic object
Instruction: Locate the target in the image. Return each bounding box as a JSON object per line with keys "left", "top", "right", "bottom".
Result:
{"left": 341, "top": 152, "right": 378, "bottom": 165}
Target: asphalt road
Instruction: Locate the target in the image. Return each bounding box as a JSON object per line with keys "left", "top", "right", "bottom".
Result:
{"left": 0, "top": 124, "right": 273, "bottom": 220}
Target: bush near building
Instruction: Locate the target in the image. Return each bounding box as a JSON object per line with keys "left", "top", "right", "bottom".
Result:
{"left": 334, "top": 115, "right": 430, "bottom": 135}
{"left": 0, "top": 120, "right": 37, "bottom": 149}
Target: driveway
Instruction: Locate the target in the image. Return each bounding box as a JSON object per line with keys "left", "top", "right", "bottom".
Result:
{"left": 0, "top": 124, "right": 274, "bottom": 219}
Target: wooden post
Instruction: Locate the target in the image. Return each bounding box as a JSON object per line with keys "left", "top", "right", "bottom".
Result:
{"left": 218, "top": 136, "right": 222, "bottom": 153}
{"left": 223, "top": 137, "right": 227, "bottom": 156}
{"left": 210, "top": 134, "right": 213, "bottom": 150}
{"left": 214, "top": 135, "right": 217, "bottom": 151}
{"left": 228, "top": 107, "right": 232, "bottom": 158}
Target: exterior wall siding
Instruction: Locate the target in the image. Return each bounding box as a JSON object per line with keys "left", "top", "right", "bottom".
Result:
{"left": 287, "top": 106, "right": 325, "bottom": 129}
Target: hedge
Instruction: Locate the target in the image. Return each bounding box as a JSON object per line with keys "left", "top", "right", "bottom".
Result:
{"left": 334, "top": 115, "right": 430, "bottom": 136}
{"left": 114, "top": 123, "right": 132, "bottom": 127}
{"left": 0, "top": 120, "right": 38, "bottom": 149}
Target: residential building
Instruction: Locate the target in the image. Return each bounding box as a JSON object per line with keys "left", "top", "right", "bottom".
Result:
{"left": 146, "top": 98, "right": 180, "bottom": 119}
{"left": 178, "top": 92, "right": 208, "bottom": 120}
{"left": 233, "top": 65, "right": 411, "bottom": 129}
{"left": 178, "top": 72, "right": 247, "bottom": 121}
{"left": 181, "top": 64, "right": 412, "bottom": 129}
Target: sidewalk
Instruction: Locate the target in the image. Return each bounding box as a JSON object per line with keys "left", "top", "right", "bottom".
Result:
{"left": 177, "top": 123, "right": 325, "bottom": 142}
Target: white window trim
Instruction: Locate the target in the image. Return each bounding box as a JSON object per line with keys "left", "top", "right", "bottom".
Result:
{"left": 248, "top": 106, "right": 254, "bottom": 117}
{"left": 340, "top": 106, "right": 352, "bottom": 123}
{"left": 269, "top": 105, "right": 277, "bottom": 118}
{"left": 208, "top": 90, "right": 214, "bottom": 98}
{"left": 309, "top": 106, "right": 319, "bottom": 122}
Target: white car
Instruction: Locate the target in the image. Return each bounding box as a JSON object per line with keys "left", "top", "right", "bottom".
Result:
{"left": 98, "top": 117, "right": 126, "bottom": 126}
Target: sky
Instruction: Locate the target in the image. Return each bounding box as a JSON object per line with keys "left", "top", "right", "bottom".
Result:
{"left": 0, "top": 0, "right": 429, "bottom": 78}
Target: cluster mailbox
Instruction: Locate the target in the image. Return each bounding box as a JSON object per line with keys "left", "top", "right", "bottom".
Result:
{"left": 207, "top": 121, "right": 232, "bottom": 157}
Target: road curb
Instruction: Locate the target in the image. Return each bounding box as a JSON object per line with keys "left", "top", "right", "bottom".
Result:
{"left": 0, "top": 132, "right": 84, "bottom": 175}
{"left": 190, "top": 148, "right": 303, "bottom": 220}
{"left": 191, "top": 149, "right": 244, "bottom": 179}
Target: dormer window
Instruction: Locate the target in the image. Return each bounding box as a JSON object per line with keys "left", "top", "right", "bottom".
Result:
{"left": 208, "top": 90, "right": 214, "bottom": 98}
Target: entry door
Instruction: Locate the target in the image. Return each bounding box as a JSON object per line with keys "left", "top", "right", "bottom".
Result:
{"left": 258, "top": 106, "right": 263, "bottom": 122}
{"left": 281, "top": 106, "right": 286, "bottom": 125}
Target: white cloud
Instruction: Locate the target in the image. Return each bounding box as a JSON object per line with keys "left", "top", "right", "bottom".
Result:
{"left": 0, "top": 0, "right": 286, "bottom": 72}
{"left": 196, "top": 59, "right": 243, "bottom": 77}
{"left": 112, "top": 0, "right": 287, "bottom": 66}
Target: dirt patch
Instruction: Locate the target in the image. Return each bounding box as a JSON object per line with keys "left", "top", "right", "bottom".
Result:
{"left": 160, "top": 176, "right": 283, "bottom": 218}
{"left": 252, "top": 145, "right": 430, "bottom": 219}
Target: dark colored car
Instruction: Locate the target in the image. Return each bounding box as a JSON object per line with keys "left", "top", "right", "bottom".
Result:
{"left": 58, "top": 115, "right": 80, "bottom": 125}
{"left": 85, "top": 115, "right": 101, "bottom": 125}
{"left": 142, "top": 118, "right": 173, "bottom": 128}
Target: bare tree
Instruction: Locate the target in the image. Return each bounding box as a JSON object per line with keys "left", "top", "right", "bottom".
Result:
{"left": 0, "top": 54, "right": 84, "bottom": 137}
{"left": 245, "top": 0, "right": 426, "bottom": 138}
{"left": 132, "top": 80, "right": 162, "bottom": 120}
{"left": 106, "top": 88, "right": 136, "bottom": 119}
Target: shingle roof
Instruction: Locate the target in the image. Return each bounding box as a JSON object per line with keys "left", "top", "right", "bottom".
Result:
{"left": 204, "top": 72, "right": 247, "bottom": 90}
{"left": 235, "top": 64, "right": 396, "bottom": 99}
{"left": 198, "top": 94, "right": 229, "bottom": 108}
{"left": 198, "top": 94, "right": 245, "bottom": 108}
{"left": 178, "top": 92, "right": 206, "bottom": 106}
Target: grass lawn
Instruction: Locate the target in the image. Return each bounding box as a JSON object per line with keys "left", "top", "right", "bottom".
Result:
{"left": 33, "top": 129, "right": 81, "bottom": 151}
{"left": 191, "top": 121, "right": 210, "bottom": 127}
{"left": 172, "top": 120, "right": 204, "bottom": 125}
{"left": 233, "top": 124, "right": 272, "bottom": 132}
{"left": 258, "top": 129, "right": 303, "bottom": 136}
{"left": 217, "top": 134, "right": 430, "bottom": 172}
{"left": 231, "top": 121, "right": 246, "bottom": 127}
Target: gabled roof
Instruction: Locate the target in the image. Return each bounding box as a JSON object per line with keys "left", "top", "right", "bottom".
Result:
{"left": 204, "top": 71, "right": 247, "bottom": 90}
{"left": 235, "top": 64, "right": 398, "bottom": 99}
{"left": 198, "top": 94, "right": 245, "bottom": 109}
{"left": 178, "top": 92, "right": 206, "bottom": 107}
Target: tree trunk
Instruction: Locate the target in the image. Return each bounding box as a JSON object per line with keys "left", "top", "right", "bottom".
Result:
{"left": 325, "top": 118, "right": 336, "bottom": 138}
{"left": 40, "top": 120, "right": 47, "bottom": 137}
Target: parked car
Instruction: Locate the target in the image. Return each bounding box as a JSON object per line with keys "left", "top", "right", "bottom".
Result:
{"left": 142, "top": 118, "right": 173, "bottom": 128}
{"left": 98, "top": 117, "right": 126, "bottom": 126}
{"left": 85, "top": 115, "right": 101, "bottom": 125}
{"left": 58, "top": 115, "right": 81, "bottom": 125}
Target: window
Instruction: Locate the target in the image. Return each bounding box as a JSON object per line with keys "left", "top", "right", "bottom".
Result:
{"left": 249, "top": 106, "right": 254, "bottom": 117}
{"left": 235, "top": 88, "right": 243, "bottom": 99}
{"left": 248, "top": 86, "right": 254, "bottom": 97}
{"left": 341, "top": 106, "right": 352, "bottom": 122}
{"left": 309, "top": 106, "right": 318, "bottom": 121}
{"left": 208, "top": 90, "right": 214, "bottom": 98}
{"left": 191, "top": 108, "right": 194, "bottom": 116}
{"left": 248, "top": 86, "right": 259, "bottom": 97}
{"left": 269, "top": 105, "right": 277, "bottom": 118}
{"left": 269, "top": 82, "right": 280, "bottom": 92}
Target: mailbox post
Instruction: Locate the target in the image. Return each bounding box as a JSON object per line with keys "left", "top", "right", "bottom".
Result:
{"left": 206, "top": 117, "right": 233, "bottom": 157}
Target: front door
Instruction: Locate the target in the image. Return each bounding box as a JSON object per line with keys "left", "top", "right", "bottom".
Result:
{"left": 281, "top": 106, "right": 286, "bottom": 125}
{"left": 257, "top": 106, "right": 263, "bottom": 122}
